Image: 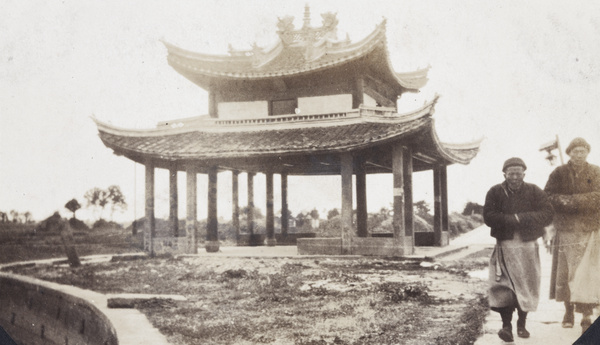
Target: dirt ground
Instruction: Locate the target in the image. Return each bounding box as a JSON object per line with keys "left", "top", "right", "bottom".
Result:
{"left": 6, "top": 249, "right": 492, "bottom": 345}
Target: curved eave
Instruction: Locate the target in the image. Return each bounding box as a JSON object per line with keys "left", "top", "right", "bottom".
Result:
{"left": 163, "top": 20, "right": 428, "bottom": 91}
{"left": 430, "top": 124, "right": 482, "bottom": 165}
{"left": 395, "top": 66, "right": 430, "bottom": 91}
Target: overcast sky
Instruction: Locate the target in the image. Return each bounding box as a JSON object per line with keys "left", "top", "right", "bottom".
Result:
{"left": 1, "top": 0, "right": 600, "bottom": 223}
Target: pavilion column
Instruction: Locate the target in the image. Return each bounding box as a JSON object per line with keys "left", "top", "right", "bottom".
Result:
{"left": 355, "top": 157, "right": 368, "bottom": 237}
{"left": 169, "top": 163, "right": 179, "bottom": 237}
{"left": 265, "top": 172, "right": 276, "bottom": 246}
{"left": 247, "top": 172, "right": 255, "bottom": 235}
{"left": 281, "top": 173, "right": 289, "bottom": 238}
{"left": 144, "top": 160, "right": 155, "bottom": 256}
{"left": 232, "top": 171, "right": 240, "bottom": 244}
{"left": 186, "top": 167, "right": 197, "bottom": 254}
{"left": 403, "top": 147, "right": 414, "bottom": 253}
{"left": 340, "top": 153, "right": 353, "bottom": 254}
{"left": 433, "top": 166, "right": 449, "bottom": 246}
{"left": 441, "top": 166, "right": 449, "bottom": 235}
{"left": 206, "top": 167, "right": 220, "bottom": 252}
{"left": 392, "top": 144, "right": 411, "bottom": 255}
{"left": 208, "top": 91, "right": 217, "bottom": 118}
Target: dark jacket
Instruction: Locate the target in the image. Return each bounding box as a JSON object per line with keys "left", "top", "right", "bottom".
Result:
{"left": 483, "top": 181, "right": 553, "bottom": 241}
{"left": 544, "top": 161, "right": 600, "bottom": 232}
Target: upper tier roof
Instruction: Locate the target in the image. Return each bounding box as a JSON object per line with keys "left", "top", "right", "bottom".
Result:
{"left": 163, "top": 11, "right": 429, "bottom": 92}
{"left": 93, "top": 98, "right": 481, "bottom": 175}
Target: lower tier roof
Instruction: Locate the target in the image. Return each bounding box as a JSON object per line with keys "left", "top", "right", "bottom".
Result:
{"left": 93, "top": 101, "right": 481, "bottom": 175}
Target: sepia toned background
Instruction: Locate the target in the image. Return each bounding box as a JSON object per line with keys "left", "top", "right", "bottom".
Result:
{"left": 2, "top": 0, "right": 599, "bottom": 223}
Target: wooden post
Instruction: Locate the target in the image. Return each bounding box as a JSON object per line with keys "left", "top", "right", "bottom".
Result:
{"left": 209, "top": 91, "right": 217, "bottom": 118}
{"left": 144, "top": 160, "right": 155, "bottom": 256}
{"left": 265, "top": 172, "right": 276, "bottom": 246}
{"left": 403, "top": 147, "right": 414, "bottom": 253}
{"left": 186, "top": 167, "right": 197, "bottom": 254}
{"left": 206, "top": 167, "right": 220, "bottom": 252}
{"left": 353, "top": 76, "right": 364, "bottom": 109}
{"left": 59, "top": 217, "right": 81, "bottom": 267}
{"left": 340, "top": 153, "right": 353, "bottom": 254}
{"left": 355, "top": 157, "right": 368, "bottom": 237}
{"left": 169, "top": 163, "right": 179, "bottom": 237}
{"left": 441, "top": 165, "right": 449, "bottom": 244}
{"left": 247, "top": 172, "right": 255, "bottom": 236}
{"left": 392, "top": 144, "right": 406, "bottom": 255}
{"left": 433, "top": 166, "right": 443, "bottom": 246}
{"left": 281, "top": 173, "right": 289, "bottom": 238}
{"left": 232, "top": 171, "right": 240, "bottom": 244}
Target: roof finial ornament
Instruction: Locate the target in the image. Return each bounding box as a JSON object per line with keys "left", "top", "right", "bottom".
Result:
{"left": 303, "top": 3, "right": 311, "bottom": 28}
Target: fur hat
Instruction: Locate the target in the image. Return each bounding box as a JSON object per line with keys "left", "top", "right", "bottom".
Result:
{"left": 566, "top": 137, "right": 591, "bottom": 155}
{"left": 502, "top": 157, "right": 527, "bottom": 172}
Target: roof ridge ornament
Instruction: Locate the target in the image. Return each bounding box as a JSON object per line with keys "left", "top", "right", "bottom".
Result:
{"left": 303, "top": 3, "right": 311, "bottom": 29}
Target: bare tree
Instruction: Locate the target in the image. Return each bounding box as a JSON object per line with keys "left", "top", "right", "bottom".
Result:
{"left": 9, "top": 210, "right": 19, "bottom": 223}
{"left": 107, "top": 185, "right": 127, "bottom": 220}
{"left": 23, "top": 211, "right": 33, "bottom": 223}
{"left": 84, "top": 187, "right": 109, "bottom": 220}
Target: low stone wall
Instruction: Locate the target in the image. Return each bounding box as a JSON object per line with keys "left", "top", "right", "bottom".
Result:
{"left": 151, "top": 236, "right": 188, "bottom": 255}
{"left": 297, "top": 238, "right": 343, "bottom": 255}
{"left": 0, "top": 273, "right": 118, "bottom": 345}
{"left": 0, "top": 270, "right": 171, "bottom": 345}
{"left": 297, "top": 237, "right": 411, "bottom": 256}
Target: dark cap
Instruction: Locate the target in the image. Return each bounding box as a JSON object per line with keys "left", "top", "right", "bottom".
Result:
{"left": 566, "top": 137, "right": 591, "bottom": 155}
{"left": 503, "top": 157, "right": 527, "bottom": 172}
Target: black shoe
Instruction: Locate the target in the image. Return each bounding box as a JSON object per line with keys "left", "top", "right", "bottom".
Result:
{"left": 562, "top": 311, "right": 574, "bottom": 328}
{"left": 498, "top": 327, "right": 514, "bottom": 342}
{"left": 517, "top": 326, "right": 530, "bottom": 338}
{"left": 581, "top": 317, "right": 592, "bottom": 335}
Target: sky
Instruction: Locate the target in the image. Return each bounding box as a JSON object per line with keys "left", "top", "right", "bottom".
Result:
{"left": 1, "top": 0, "right": 600, "bottom": 223}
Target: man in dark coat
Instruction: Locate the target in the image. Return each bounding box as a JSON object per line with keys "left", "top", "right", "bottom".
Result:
{"left": 483, "top": 157, "right": 553, "bottom": 342}
{"left": 544, "top": 137, "right": 600, "bottom": 334}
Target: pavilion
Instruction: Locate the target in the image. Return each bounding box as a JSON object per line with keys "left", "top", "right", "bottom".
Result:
{"left": 93, "top": 6, "right": 481, "bottom": 256}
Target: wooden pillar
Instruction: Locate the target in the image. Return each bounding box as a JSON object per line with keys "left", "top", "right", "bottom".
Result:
{"left": 403, "top": 147, "right": 414, "bottom": 252}
{"left": 265, "top": 172, "right": 276, "bottom": 246}
{"left": 186, "top": 167, "right": 197, "bottom": 254}
{"left": 144, "top": 160, "right": 155, "bottom": 256}
{"left": 169, "top": 163, "right": 179, "bottom": 237}
{"left": 441, "top": 166, "right": 449, "bottom": 243}
{"left": 232, "top": 171, "right": 240, "bottom": 244}
{"left": 355, "top": 157, "right": 368, "bottom": 237}
{"left": 433, "top": 166, "right": 443, "bottom": 246}
{"left": 353, "top": 76, "right": 364, "bottom": 109}
{"left": 281, "top": 173, "right": 289, "bottom": 238}
{"left": 247, "top": 172, "right": 255, "bottom": 235}
{"left": 206, "top": 167, "right": 220, "bottom": 252}
{"left": 208, "top": 91, "right": 217, "bottom": 118}
{"left": 392, "top": 144, "right": 408, "bottom": 255}
{"left": 340, "top": 153, "right": 353, "bottom": 254}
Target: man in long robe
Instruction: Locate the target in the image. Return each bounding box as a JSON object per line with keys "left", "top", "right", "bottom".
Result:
{"left": 484, "top": 157, "right": 553, "bottom": 342}
{"left": 545, "top": 137, "right": 600, "bottom": 335}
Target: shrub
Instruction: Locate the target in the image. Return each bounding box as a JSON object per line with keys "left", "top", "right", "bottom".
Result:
{"left": 92, "top": 218, "right": 123, "bottom": 230}
{"left": 69, "top": 218, "right": 90, "bottom": 231}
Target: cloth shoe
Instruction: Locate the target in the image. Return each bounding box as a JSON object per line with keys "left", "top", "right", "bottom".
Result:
{"left": 517, "top": 310, "right": 529, "bottom": 338}
{"left": 517, "top": 326, "right": 530, "bottom": 338}
{"left": 562, "top": 304, "right": 574, "bottom": 328}
{"left": 498, "top": 327, "right": 514, "bottom": 342}
{"left": 581, "top": 316, "right": 592, "bottom": 335}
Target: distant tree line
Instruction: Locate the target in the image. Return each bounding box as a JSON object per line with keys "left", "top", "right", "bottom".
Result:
{"left": 0, "top": 210, "right": 33, "bottom": 223}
